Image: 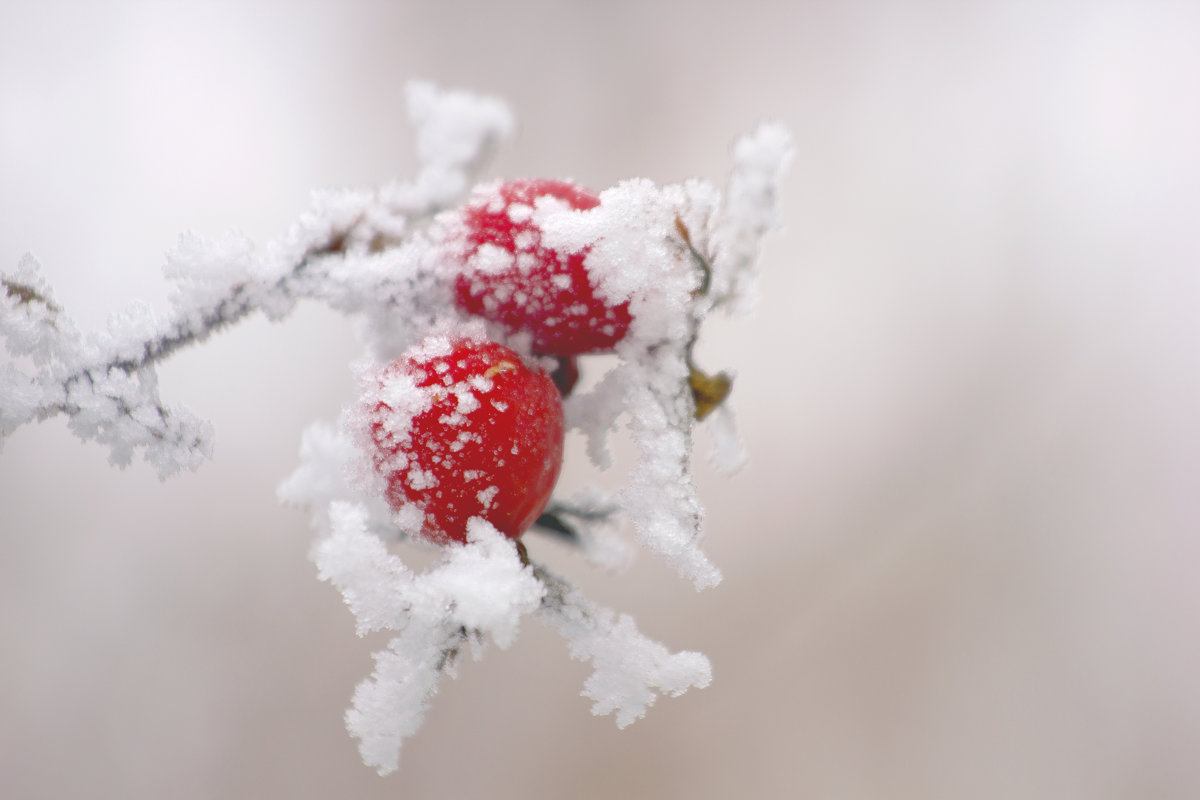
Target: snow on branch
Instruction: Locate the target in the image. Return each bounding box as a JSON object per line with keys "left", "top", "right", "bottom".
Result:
{"left": 0, "top": 81, "right": 513, "bottom": 477}
{"left": 534, "top": 563, "right": 712, "bottom": 728}
{"left": 314, "top": 504, "right": 544, "bottom": 774}
{"left": 312, "top": 502, "right": 711, "bottom": 775}
{"left": 278, "top": 118, "right": 789, "bottom": 770}
{"left": 2, "top": 82, "right": 791, "bottom": 775}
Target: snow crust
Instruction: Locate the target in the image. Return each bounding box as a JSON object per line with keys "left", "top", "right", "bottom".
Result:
{"left": 1, "top": 81, "right": 790, "bottom": 774}
{"left": 537, "top": 566, "right": 712, "bottom": 728}
{"left": 0, "top": 254, "right": 214, "bottom": 475}
{"left": 316, "top": 506, "right": 543, "bottom": 774}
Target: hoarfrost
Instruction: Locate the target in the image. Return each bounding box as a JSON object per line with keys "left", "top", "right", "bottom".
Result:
{"left": 315, "top": 504, "right": 542, "bottom": 774}
{"left": 536, "top": 564, "right": 712, "bottom": 728}
{"left": 705, "top": 401, "right": 749, "bottom": 475}
{"left": 404, "top": 80, "right": 515, "bottom": 204}
{"left": 276, "top": 421, "right": 367, "bottom": 532}
{"left": 0, "top": 82, "right": 515, "bottom": 476}
{"left": 542, "top": 181, "right": 725, "bottom": 589}
{"left": 710, "top": 121, "right": 794, "bottom": 314}
{"left": 3, "top": 81, "right": 790, "bottom": 775}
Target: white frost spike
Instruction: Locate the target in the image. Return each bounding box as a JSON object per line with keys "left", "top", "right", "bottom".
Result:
{"left": 705, "top": 402, "right": 748, "bottom": 475}
{"left": 538, "top": 567, "right": 711, "bottom": 727}
{"left": 277, "top": 422, "right": 365, "bottom": 532}
{"left": 563, "top": 363, "right": 627, "bottom": 470}
{"left": 569, "top": 353, "right": 720, "bottom": 589}
{"left": 314, "top": 503, "right": 543, "bottom": 774}
{"left": 547, "top": 178, "right": 723, "bottom": 589}
{"left": 404, "top": 80, "right": 515, "bottom": 207}
{"left": 315, "top": 503, "right": 415, "bottom": 636}
{"left": 0, "top": 254, "right": 70, "bottom": 365}
{"left": 0, "top": 364, "right": 42, "bottom": 442}
{"left": 427, "top": 518, "right": 546, "bottom": 649}
{"left": 621, "top": 370, "right": 721, "bottom": 590}
{"left": 163, "top": 231, "right": 259, "bottom": 319}
{"left": 347, "top": 628, "right": 453, "bottom": 777}
{"left": 711, "top": 121, "right": 794, "bottom": 312}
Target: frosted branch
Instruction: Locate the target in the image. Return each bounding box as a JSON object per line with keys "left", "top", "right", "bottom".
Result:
{"left": 710, "top": 121, "right": 794, "bottom": 313}
{"left": 0, "top": 82, "right": 513, "bottom": 477}
{"left": 534, "top": 563, "right": 712, "bottom": 727}
{"left": 314, "top": 504, "right": 544, "bottom": 774}
{"left": 309, "top": 501, "right": 709, "bottom": 774}
{"left": 273, "top": 109, "right": 793, "bottom": 769}
{"left": 4, "top": 81, "right": 792, "bottom": 774}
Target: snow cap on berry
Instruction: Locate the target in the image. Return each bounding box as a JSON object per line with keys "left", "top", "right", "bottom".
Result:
{"left": 350, "top": 322, "right": 564, "bottom": 544}
{"left": 444, "top": 179, "right": 634, "bottom": 356}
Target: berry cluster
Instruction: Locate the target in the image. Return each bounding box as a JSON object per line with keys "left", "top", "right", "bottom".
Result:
{"left": 365, "top": 179, "right": 633, "bottom": 545}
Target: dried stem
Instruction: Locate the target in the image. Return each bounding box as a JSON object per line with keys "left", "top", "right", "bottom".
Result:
{"left": 674, "top": 215, "right": 734, "bottom": 421}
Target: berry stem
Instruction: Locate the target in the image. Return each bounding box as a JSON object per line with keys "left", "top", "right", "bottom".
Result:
{"left": 675, "top": 216, "right": 734, "bottom": 421}
{"left": 3, "top": 278, "right": 60, "bottom": 314}
{"left": 675, "top": 215, "right": 713, "bottom": 297}
{"left": 532, "top": 499, "right": 620, "bottom": 542}
{"left": 514, "top": 539, "right": 530, "bottom": 568}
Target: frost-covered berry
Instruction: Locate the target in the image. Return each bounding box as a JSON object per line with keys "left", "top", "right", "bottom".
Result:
{"left": 450, "top": 179, "right": 632, "bottom": 356}
{"left": 364, "top": 335, "right": 564, "bottom": 544}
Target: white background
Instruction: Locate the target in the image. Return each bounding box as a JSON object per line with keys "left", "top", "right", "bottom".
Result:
{"left": 3, "top": 1, "right": 1200, "bottom": 797}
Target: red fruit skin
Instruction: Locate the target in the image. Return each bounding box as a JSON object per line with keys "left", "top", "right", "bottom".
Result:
{"left": 367, "top": 338, "right": 564, "bottom": 544}
{"left": 452, "top": 179, "right": 633, "bottom": 356}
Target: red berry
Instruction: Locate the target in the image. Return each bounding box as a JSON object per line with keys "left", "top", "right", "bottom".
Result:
{"left": 364, "top": 335, "right": 564, "bottom": 544}
{"left": 450, "top": 179, "right": 633, "bottom": 356}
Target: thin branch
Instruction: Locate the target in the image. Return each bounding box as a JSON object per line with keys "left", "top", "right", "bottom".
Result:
{"left": 3, "top": 278, "right": 60, "bottom": 313}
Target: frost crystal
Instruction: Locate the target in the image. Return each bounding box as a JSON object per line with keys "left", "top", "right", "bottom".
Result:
{"left": 0, "top": 82, "right": 515, "bottom": 475}
{"left": 2, "top": 82, "right": 790, "bottom": 775}
{"left": 315, "top": 505, "right": 544, "bottom": 774}
{"left": 537, "top": 565, "right": 712, "bottom": 728}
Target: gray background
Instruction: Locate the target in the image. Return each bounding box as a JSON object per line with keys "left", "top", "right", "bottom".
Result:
{"left": 3, "top": 0, "right": 1199, "bottom": 797}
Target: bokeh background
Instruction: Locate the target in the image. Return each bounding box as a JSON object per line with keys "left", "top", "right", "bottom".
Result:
{"left": 3, "top": 1, "right": 1200, "bottom": 797}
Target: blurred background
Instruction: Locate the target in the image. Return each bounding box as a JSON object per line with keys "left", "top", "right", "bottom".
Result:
{"left": 3, "top": 0, "right": 1200, "bottom": 797}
